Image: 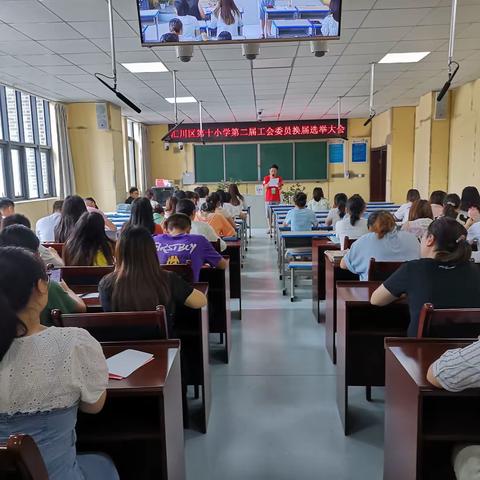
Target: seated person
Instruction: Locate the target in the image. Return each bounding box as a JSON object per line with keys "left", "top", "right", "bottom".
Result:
{"left": 371, "top": 217, "right": 480, "bottom": 336}
{"left": 145, "top": 188, "right": 160, "bottom": 209}
{"left": 429, "top": 190, "right": 447, "bottom": 219}
{"left": 84, "top": 197, "right": 117, "bottom": 232}
{"left": 0, "top": 247, "right": 118, "bottom": 480}
{"left": 164, "top": 196, "right": 178, "bottom": 220}
{"left": 335, "top": 194, "right": 368, "bottom": 249}
{"left": 401, "top": 199, "right": 434, "bottom": 239}
{"left": 63, "top": 212, "right": 115, "bottom": 267}
{"left": 99, "top": 225, "right": 207, "bottom": 335}
{"left": 283, "top": 192, "right": 318, "bottom": 231}
{"left": 160, "top": 32, "right": 179, "bottom": 42}
{"left": 307, "top": 187, "right": 329, "bottom": 211}
{"left": 154, "top": 213, "right": 227, "bottom": 281}
{"left": 214, "top": 191, "right": 236, "bottom": 228}
{"left": 0, "top": 197, "right": 15, "bottom": 219}
{"left": 185, "top": 190, "right": 200, "bottom": 206}
{"left": 340, "top": 211, "right": 420, "bottom": 281}
{"left": 427, "top": 341, "right": 480, "bottom": 480}
{"left": 443, "top": 193, "right": 462, "bottom": 220}
{"left": 125, "top": 186, "right": 139, "bottom": 205}
{"left": 174, "top": 0, "right": 200, "bottom": 39}
{"left": 36, "top": 200, "right": 63, "bottom": 242}
{"left": 394, "top": 188, "right": 420, "bottom": 223}
{"left": 321, "top": 0, "right": 340, "bottom": 36}
{"left": 153, "top": 204, "right": 165, "bottom": 225}
{"left": 325, "top": 192, "right": 347, "bottom": 227}
{"left": 55, "top": 195, "right": 88, "bottom": 243}
{"left": 210, "top": 0, "right": 243, "bottom": 37}
{"left": 2, "top": 213, "right": 64, "bottom": 268}
{"left": 124, "top": 197, "right": 163, "bottom": 235}
{"left": 176, "top": 198, "right": 227, "bottom": 251}
{"left": 466, "top": 204, "right": 480, "bottom": 244}
{"left": 196, "top": 195, "right": 236, "bottom": 237}
{"left": 227, "top": 184, "right": 247, "bottom": 219}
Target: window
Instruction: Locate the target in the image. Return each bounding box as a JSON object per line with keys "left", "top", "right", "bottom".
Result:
{"left": 127, "top": 119, "right": 137, "bottom": 188}
{"left": 0, "top": 85, "right": 54, "bottom": 200}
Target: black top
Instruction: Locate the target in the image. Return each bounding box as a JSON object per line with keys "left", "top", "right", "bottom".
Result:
{"left": 99, "top": 270, "right": 193, "bottom": 336}
{"left": 186, "top": 0, "right": 202, "bottom": 20}
{"left": 383, "top": 258, "right": 480, "bottom": 336}
{"left": 125, "top": 196, "right": 134, "bottom": 204}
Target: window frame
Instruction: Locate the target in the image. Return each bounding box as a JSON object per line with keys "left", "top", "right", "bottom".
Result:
{"left": 0, "top": 85, "right": 55, "bottom": 201}
{"left": 127, "top": 119, "right": 137, "bottom": 188}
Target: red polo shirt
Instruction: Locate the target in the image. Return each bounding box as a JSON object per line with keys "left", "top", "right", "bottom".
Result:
{"left": 263, "top": 175, "right": 283, "bottom": 202}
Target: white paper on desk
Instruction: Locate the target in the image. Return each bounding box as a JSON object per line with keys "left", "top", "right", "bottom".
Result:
{"left": 107, "top": 349, "right": 154, "bottom": 379}
{"left": 80, "top": 292, "right": 99, "bottom": 299}
{"left": 268, "top": 177, "right": 279, "bottom": 187}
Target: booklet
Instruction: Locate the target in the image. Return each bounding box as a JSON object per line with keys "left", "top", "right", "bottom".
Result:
{"left": 107, "top": 349, "right": 154, "bottom": 380}
{"left": 268, "top": 177, "right": 279, "bottom": 187}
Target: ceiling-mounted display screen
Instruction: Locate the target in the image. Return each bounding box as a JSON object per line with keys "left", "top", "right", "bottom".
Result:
{"left": 136, "top": 0, "right": 341, "bottom": 45}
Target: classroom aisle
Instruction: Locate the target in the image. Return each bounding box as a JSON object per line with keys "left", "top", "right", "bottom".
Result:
{"left": 185, "top": 232, "right": 384, "bottom": 480}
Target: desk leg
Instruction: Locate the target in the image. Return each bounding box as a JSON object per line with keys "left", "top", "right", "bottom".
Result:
{"left": 336, "top": 298, "right": 349, "bottom": 435}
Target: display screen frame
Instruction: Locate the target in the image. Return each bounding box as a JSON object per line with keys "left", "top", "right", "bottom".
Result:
{"left": 135, "top": 0, "right": 342, "bottom": 47}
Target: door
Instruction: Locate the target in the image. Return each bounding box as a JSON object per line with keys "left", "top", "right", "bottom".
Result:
{"left": 370, "top": 147, "right": 387, "bottom": 202}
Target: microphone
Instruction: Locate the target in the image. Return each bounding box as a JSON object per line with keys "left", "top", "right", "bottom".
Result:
{"left": 437, "top": 62, "right": 459, "bottom": 102}
{"left": 95, "top": 74, "right": 141, "bottom": 114}
{"left": 363, "top": 113, "right": 375, "bottom": 127}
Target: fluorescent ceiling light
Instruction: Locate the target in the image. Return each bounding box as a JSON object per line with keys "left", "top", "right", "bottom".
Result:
{"left": 165, "top": 96, "right": 197, "bottom": 104}
{"left": 379, "top": 52, "right": 430, "bottom": 64}
{"left": 121, "top": 62, "right": 168, "bottom": 73}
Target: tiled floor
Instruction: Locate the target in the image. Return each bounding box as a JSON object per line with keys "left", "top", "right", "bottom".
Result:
{"left": 185, "top": 232, "right": 384, "bottom": 480}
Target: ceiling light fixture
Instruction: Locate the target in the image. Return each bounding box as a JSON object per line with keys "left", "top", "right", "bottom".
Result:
{"left": 121, "top": 62, "right": 168, "bottom": 73}
{"left": 379, "top": 52, "right": 430, "bottom": 64}
{"left": 165, "top": 96, "right": 197, "bottom": 104}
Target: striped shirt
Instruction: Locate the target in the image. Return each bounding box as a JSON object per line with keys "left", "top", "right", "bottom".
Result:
{"left": 432, "top": 339, "right": 480, "bottom": 392}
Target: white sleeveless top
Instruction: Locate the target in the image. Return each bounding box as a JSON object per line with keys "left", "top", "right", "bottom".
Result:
{"left": 0, "top": 327, "right": 107, "bottom": 415}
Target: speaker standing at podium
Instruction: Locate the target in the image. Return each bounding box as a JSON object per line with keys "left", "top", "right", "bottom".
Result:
{"left": 263, "top": 164, "right": 283, "bottom": 235}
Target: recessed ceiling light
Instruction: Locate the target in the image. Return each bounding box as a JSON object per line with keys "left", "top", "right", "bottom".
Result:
{"left": 379, "top": 52, "right": 430, "bottom": 64}
{"left": 121, "top": 62, "right": 168, "bottom": 73}
{"left": 165, "top": 97, "right": 197, "bottom": 103}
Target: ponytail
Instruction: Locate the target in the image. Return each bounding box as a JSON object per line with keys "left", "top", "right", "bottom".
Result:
{"left": 0, "top": 247, "right": 47, "bottom": 361}
{"left": 443, "top": 193, "right": 461, "bottom": 219}
{"left": 443, "top": 203, "right": 458, "bottom": 219}
{"left": 428, "top": 217, "right": 472, "bottom": 264}
{"left": 347, "top": 194, "right": 366, "bottom": 226}
{"left": 334, "top": 193, "right": 347, "bottom": 220}
{"left": 202, "top": 193, "right": 219, "bottom": 213}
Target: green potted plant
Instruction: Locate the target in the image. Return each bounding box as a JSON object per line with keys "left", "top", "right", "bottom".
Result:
{"left": 282, "top": 183, "right": 305, "bottom": 204}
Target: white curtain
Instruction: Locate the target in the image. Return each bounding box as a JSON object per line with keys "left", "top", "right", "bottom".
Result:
{"left": 139, "top": 123, "right": 151, "bottom": 190}
{"left": 54, "top": 103, "right": 75, "bottom": 197}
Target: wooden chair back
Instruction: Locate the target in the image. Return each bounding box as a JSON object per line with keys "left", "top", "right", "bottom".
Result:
{"left": 343, "top": 236, "right": 357, "bottom": 249}
{"left": 41, "top": 242, "right": 64, "bottom": 256}
{"left": 0, "top": 434, "right": 49, "bottom": 480}
{"left": 367, "top": 258, "right": 403, "bottom": 282}
{"left": 52, "top": 305, "right": 168, "bottom": 341}
{"left": 417, "top": 303, "right": 480, "bottom": 338}
{"left": 161, "top": 263, "right": 194, "bottom": 283}
{"left": 60, "top": 266, "right": 114, "bottom": 288}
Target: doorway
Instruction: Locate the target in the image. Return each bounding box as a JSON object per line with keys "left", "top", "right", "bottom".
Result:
{"left": 370, "top": 147, "right": 387, "bottom": 202}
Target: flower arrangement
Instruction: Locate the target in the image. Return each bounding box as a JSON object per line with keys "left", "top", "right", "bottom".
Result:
{"left": 282, "top": 183, "right": 306, "bottom": 204}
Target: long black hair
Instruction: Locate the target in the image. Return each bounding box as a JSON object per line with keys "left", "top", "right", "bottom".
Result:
{"left": 0, "top": 247, "right": 48, "bottom": 361}
{"left": 443, "top": 193, "right": 461, "bottom": 219}
{"left": 427, "top": 217, "right": 471, "bottom": 264}
{"left": 334, "top": 193, "right": 347, "bottom": 219}
{"left": 201, "top": 193, "right": 220, "bottom": 213}
{"left": 347, "top": 194, "right": 366, "bottom": 226}
{"left": 127, "top": 197, "right": 155, "bottom": 234}
{"left": 54, "top": 195, "right": 87, "bottom": 243}
{"left": 63, "top": 212, "right": 114, "bottom": 266}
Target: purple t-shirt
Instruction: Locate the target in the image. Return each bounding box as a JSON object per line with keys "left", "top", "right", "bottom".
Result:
{"left": 153, "top": 233, "right": 222, "bottom": 281}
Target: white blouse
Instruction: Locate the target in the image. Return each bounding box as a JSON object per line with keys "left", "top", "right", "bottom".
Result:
{"left": 0, "top": 327, "right": 108, "bottom": 415}
{"left": 307, "top": 198, "right": 330, "bottom": 211}
{"left": 335, "top": 215, "right": 369, "bottom": 249}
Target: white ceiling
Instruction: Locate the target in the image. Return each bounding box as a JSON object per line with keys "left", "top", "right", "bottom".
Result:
{"left": 0, "top": 0, "right": 479, "bottom": 124}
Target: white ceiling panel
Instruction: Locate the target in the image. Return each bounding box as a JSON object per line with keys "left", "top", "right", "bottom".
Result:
{"left": 12, "top": 22, "right": 83, "bottom": 41}
{"left": 68, "top": 21, "right": 137, "bottom": 39}
{"left": 0, "top": 1, "right": 60, "bottom": 23}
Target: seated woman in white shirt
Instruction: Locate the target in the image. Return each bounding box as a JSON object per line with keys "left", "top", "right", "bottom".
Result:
{"left": 307, "top": 187, "right": 329, "bottom": 211}
{"left": 466, "top": 204, "right": 480, "bottom": 246}
{"left": 0, "top": 247, "right": 118, "bottom": 480}
{"left": 325, "top": 192, "right": 347, "bottom": 227}
{"left": 335, "top": 194, "right": 368, "bottom": 249}
{"left": 442, "top": 193, "right": 461, "bottom": 220}
{"left": 429, "top": 190, "right": 446, "bottom": 219}
{"left": 210, "top": 0, "right": 243, "bottom": 37}
{"left": 174, "top": 0, "right": 200, "bottom": 39}
{"left": 228, "top": 184, "right": 247, "bottom": 220}
{"left": 394, "top": 188, "right": 420, "bottom": 223}
{"left": 340, "top": 211, "right": 420, "bottom": 281}
{"left": 401, "top": 199, "right": 434, "bottom": 239}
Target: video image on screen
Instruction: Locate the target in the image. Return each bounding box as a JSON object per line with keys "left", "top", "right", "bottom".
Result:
{"left": 137, "top": 0, "right": 341, "bottom": 45}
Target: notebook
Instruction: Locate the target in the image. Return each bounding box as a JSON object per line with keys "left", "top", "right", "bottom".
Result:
{"left": 107, "top": 349, "right": 154, "bottom": 380}
{"left": 80, "top": 292, "right": 99, "bottom": 299}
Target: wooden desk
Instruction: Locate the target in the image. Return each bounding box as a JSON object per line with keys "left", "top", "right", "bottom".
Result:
{"left": 225, "top": 241, "right": 242, "bottom": 318}
{"left": 174, "top": 283, "right": 211, "bottom": 433}
{"left": 336, "top": 282, "right": 410, "bottom": 435}
{"left": 312, "top": 238, "right": 340, "bottom": 322}
{"left": 199, "top": 266, "right": 232, "bottom": 363}
{"left": 324, "top": 251, "right": 357, "bottom": 363}
{"left": 384, "top": 338, "right": 478, "bottom": 480}
{"left": 76, "top": 339, "right": 185, "bottom": 480}
{"left": 80, "top": 292, "right": 103, "bottom": 313}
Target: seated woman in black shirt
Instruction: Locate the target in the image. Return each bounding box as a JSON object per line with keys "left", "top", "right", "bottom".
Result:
{"left": 371, "top": 217, "right": 480, "bottom": 336}
{"left": 99, "top": 225, "right": 206, "bottom": 336}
